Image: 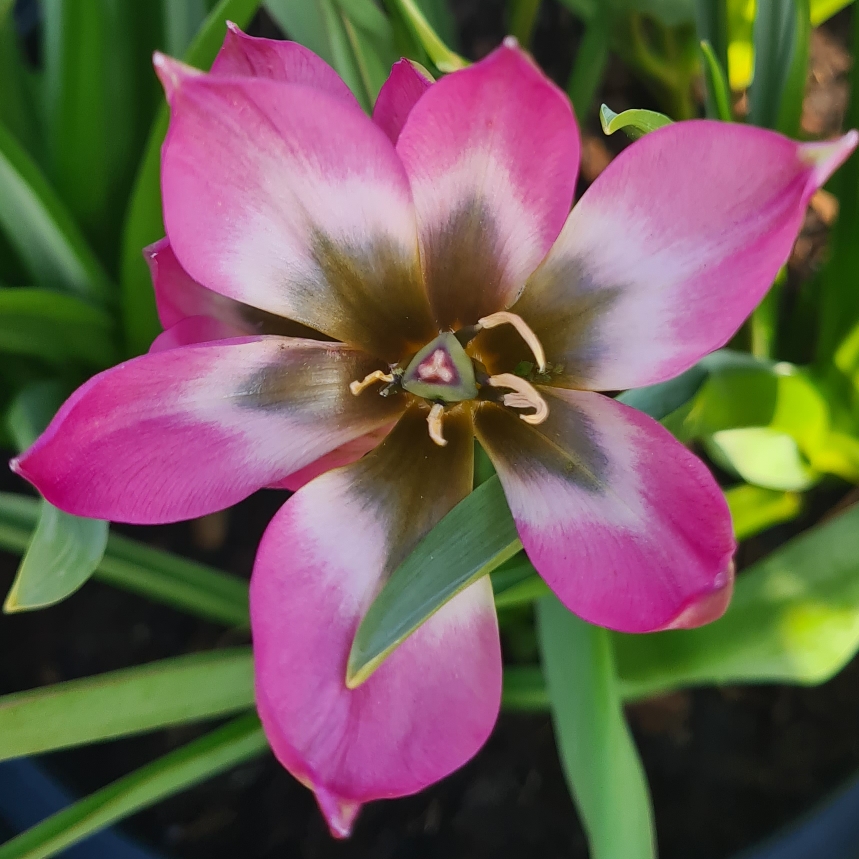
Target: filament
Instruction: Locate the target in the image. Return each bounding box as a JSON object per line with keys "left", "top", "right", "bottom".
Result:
{"left": 427, "top": 403, "right": 448, "bottom": 446}
{"left": 349, "top": 370, "right": 394, "bottom": 396}
{"left": 488, "top": 374, "right": 549, "bottom": 425}
{"left": 477, "top": 311, "right": 546, "bottom": 373}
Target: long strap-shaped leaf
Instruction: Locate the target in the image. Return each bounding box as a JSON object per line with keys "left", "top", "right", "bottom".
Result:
{"left": 504, "top": 499, "right": 859, "bottom": 710}
{"left": 0, "top": 493, "right": 249, "bottom": 627}
{"left": 346, "top": 475, "right": 521, "bottom": 686}
{"left": 0, "top": 121, "right": 111, "bottom": 302}
{"left": 41, "top": 0, "right": 163, "bottom": 258}
{"left": 385, "top": 0, "right": 467, "bottom": 71}
{"left": 537, "top": 596, "right": 655, "bottom": 859}
{"left": 0, "top": 288, "right": 118, "bottom": 369}
{"left": 817, "top": 5, "right": 859, "bottom": 364}
{"left": 0, "top": 713, "right": 267, "bottom": 859}
{"left": 347, "top": 354, "right": 740, "bottom": 684}
{"left": 0, "top": 649, "right": 254, "bottom": 761}
{"left": 120, "top": 0, "right": 262, "bottom": 356}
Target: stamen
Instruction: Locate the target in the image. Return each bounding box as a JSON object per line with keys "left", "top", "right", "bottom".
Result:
{"left": 427, "top": 403, "right": 448, "bottom": 447}
{"left": 477, "top": 311, "right": 546, "bottom": 373}
{"left": 488, "top": 373, "right": 549, "bottom": 425}
{"left": 349, "top": 370, "right": 394, "bottom": 396}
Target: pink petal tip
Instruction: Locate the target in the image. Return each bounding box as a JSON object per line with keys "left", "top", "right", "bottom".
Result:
{"left": 313, "top": 785, "right": 361, "bottom": 838}
{"left": 8, "top": 456, "right": 24, "bottom": 478}
{"left": 800, "top": 129, "right": 859, "bottom": 190}
{"left": 662, "top": 561, "right": 735, "bottom": 630}
{"left": 153, "top": 52, "right": 200, "bottom": 103}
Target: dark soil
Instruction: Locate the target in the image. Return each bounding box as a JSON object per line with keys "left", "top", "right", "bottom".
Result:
{"left": 2, "top": 3, "right": 858, "bottom": 858}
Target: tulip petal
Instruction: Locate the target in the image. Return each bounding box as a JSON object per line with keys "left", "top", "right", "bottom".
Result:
{"left": 270, "top": 423, "right": 395, "bottom": 491}
{"left": 156, "top": 58, "right": 435, "bottom": 362}
{"left": 396, "top": 41, "right": 580, "bottom": 330}
{"left": 13, "top": 338, "right": 404, "bottom": 524}
{"left": 487, "top": 123, "right": 858, "bottom": 390}
{"left": 372, "top": 59, "right": 432, "bottom": 144}
{"left": 211, "top": 22, "right": 358, "bottom": 106}
{"left": 149, "top": 315, "right": 247, "bottom": 352}
{"left": 474, "top": 388, "right": 735, "bottom": 633}
{"left": 251, "top": 406, "right": 501, "bottom": 834}
{"left": 144, "top": 238, "right": 329, "bottom": 341}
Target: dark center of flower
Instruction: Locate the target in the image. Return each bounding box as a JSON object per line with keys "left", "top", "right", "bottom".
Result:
{"left": 348, "top": 312, "right": 550, "bottom": 446}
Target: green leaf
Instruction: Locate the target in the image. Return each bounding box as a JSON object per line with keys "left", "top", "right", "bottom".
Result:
{"left": 348, "top": 352, "right": 734, "bottom": 686}
{"left": 556, "top": 0, "right": 598, "bottom": 21}
{"left": 775, "top": 0, "right": 810, "bottom": 137}
{"left": 0, "top": 713, "right": 267, "bottom": 859}
{"left": 567, "top": 10, "right": 611, "bottom": 122}
{"left": 413, "top": 0, "right": 457, "bottom": 47}
{"left": 817, "top": 7, "right": 859, "bottom": 365}
{"left": 726, "top": 0, "right": 755, "bottom": 89}
{"left": 725, "top": 483, "right": 801, "bottom": 540}
{"left": 0, "top": 0, "right": 41, "bottom": 161}
{"left": 706, "top": 427, "right": 819, "bottom": 491}
{"left": 0, "top": 287, "right": 118, "bottom": 369}
{"left": 0, "top": 121, "right": 111, "bottom": 301}
{"left": 385, "top": 0, "right": 467, "bottom": 72}
{"left": 265, "top": 0, "right": 335, "bottom": 63}
{"left": 120, "top": 0, "right": 262, "bottom": 356}
{"left": 163, "top": 0, "right": 211, "bottom": 55}
{"left": 0, "top": 649, "right": 253, "bottom": 761}
{"left": 749, "top": 0, "right": 810, "bottom": 135}
{"left": 4, "top": 504, "right": 108, "bottom": 613}
{"left": 700, "top": 39, "right": 733, "bottom": 120}
{"left": 339, "top": 0, "right": 400, "bottom": 102}
{"left": 615, "top": 359, "right": 711, "bottom": 421}
{"left": 614, "top": 501, "right": 859, "bottom": 698}
{"left": 41, "top": 0, "right": 164, "bottom": 263}
{"left": 0, "top": 493, "right": 249, "bottom": 627}
{"left": 325, "top": 0, "right": 402, "bottom": 109}
{"left": 508, "top": 0, "right": 543, "bottom": 46}
{"left": 625, "top": 0, "right": 695, "bottom": 25}
{"left": 672, "top": 357, "right": 859, "bottom": 487}
{"left": 599, "top": 103, "right": 673, "bottom": 139}
{"left": 502, "top": 665, "right": 550, "bottom": 710}
{"left": 537, "top": 596, "right": 655, "bottom": 859}
{"left": 809, "top": 0, "right": 854, "bottom": 24}
{"left": 4, "top": 382, "right": 109, "bottom": 613}
{"left": 494, "top": 571, "right": 551, "bottom": 610}
{"left": 6, "top": 382, "right": 66, "bottom": 451}
{"left": 346, "top": 476, "right": 521, "bottom": 686}
{"left": 695, "top": 0, "right": 729, "bottom": 76}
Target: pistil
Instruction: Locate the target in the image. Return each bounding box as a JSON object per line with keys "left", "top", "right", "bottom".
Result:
{"left": 488, "top": 374, "right": 549, "bottom": 425}
{"left": 349, "top": 370, "right": 394, "bottom": 396}
{"left": 477, "top": 311, "right": 546, "bottom": 373}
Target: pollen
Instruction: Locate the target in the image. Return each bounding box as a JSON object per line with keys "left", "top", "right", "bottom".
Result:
{"left": 477, "top": 311, "right": 546, "bottom": 373}
{"left": 488, "top": 373, "right": 549, "bottom": 425}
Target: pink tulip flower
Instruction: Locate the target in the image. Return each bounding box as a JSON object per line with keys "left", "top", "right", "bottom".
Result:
{"left": 12, "top": 24, "right": 857, "bottom": 837}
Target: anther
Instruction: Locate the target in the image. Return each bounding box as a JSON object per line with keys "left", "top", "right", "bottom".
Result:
{"left": 488, "top": 374, "right": 549, "bottom": 425}
{"left": 427, "top": 403, "right": 448, "bottom": 446}
{"left": 477, "top": 311, "right": 546, "bottom": 373}
{"left": 349, "top": 370, "right": 394, "bottom": 396}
